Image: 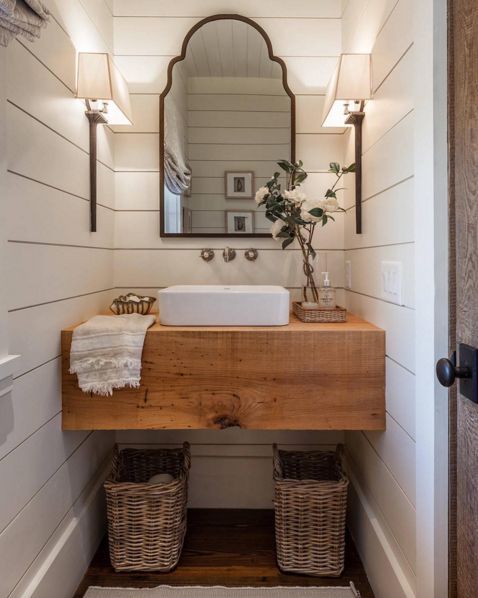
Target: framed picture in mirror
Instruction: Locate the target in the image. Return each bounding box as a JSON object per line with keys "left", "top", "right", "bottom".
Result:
{"left": 226, "top": 210, "right": 254, "bottom": 234}
{"left": 225, "top": 171, "right": 254, "bottom": 199}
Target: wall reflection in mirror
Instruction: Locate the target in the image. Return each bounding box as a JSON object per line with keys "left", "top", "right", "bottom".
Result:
{"left": 161, "top": 17, "right": 294, "bottom": 236}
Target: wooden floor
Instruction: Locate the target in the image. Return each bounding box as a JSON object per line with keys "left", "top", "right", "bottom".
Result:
{"left": 74, "top": 509, "right": 374, "bottom": 597}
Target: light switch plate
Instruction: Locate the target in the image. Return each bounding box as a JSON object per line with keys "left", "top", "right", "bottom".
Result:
{"left": 345, "top": 260, "right": 352, "bottom": 289}
{"left": 381, "top": 261, "right": 402, "bottom": 304}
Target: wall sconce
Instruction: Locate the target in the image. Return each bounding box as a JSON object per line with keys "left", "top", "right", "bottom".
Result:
{"left": 321, "top": 54, "right": 372, "bottom": 234}
{"left": 76, "top": 53, "right": 132, "bottom": 232}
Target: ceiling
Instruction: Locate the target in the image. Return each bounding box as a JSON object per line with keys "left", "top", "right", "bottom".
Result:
{"left": 183, "top": 19, "right": 283, "bottom": 79}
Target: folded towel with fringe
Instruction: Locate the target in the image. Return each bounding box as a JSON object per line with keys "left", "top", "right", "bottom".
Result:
{"left": 70, "top": 314, "right": 156, "bottom": 396}
{"left": 0, "top": 0, "right": 49, "bottom": 47}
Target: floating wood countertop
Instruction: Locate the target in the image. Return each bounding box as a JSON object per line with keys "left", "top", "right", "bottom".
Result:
{"left": 61, "top": 313, "right": 385, "bottom": 431}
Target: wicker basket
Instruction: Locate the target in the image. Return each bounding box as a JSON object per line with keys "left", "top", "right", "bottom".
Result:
{"left": 293, "top": 302, "right": 347, "bottom": 323}
{"left": 104, "top": 443, "right": 191, "bottom": 572}
{"left": 273, "top": 444, "right": 349, "bottom": 577}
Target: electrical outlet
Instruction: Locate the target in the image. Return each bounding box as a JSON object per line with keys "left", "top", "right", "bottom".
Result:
{"left": 381, "top": 261, "right": 402, "bottom": 304}
{"left": 345, "top": 260, "right": 352, "bottom": 289}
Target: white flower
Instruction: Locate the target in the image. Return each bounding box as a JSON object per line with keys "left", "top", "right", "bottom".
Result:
{"left": 271, "top": 218, "right": 287, "bottom": 240}
{"left": 284, "top": 188, "right": 307, "bottom": 205}
{"left": 300, "top": 198, "right": 324, "bottom": 222}
{"left": 255, "top": 186, "right": 269, "bottom": 205}
{"left": 322, "top": 197, "right": 339, "bottom": 212}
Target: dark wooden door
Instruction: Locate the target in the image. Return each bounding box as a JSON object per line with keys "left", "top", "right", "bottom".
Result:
{"left": 449, "top": 0, "right": 478, "bottom": 595}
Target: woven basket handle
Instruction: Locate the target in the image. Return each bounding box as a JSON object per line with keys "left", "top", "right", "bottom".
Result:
{"left": 335, "top": 443, "right": 345, "bottom": 463}
{"left": 182, "top": 441, "right": 192, "bottom": 471}
{"left": 109, "top": 444, "right": 121, "bottom": 481}
{"left": 272, "top": 443, "right": 283, "bottom": 480}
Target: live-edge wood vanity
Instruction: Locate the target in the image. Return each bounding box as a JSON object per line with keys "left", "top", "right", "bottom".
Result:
{"left": 61, "top": 313, "right": 385, "bottom": 431}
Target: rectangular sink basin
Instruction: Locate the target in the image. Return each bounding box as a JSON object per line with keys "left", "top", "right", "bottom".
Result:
{"left": 158, "top": 285, "right": 290, "bottom": 326}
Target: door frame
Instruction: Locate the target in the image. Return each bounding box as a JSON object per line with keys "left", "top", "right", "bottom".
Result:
{"left": 414, "top": 0, "right": 450, "bottom": 596}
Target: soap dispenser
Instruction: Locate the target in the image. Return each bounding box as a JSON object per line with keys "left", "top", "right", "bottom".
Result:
{"left": 318, "top": 272, "right": 336, "bottom": 310}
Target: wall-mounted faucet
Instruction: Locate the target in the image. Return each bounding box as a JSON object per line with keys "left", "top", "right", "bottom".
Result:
{"left": 200, "top": 248, "right": 215, "bottom": 262}
{"left": 223, "top": 247, "right": 236, "bottom": 262}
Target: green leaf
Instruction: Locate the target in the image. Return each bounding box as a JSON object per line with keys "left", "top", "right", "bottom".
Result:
{"left": 322, "top": 214, "right": 328, "bottom": 226}
{"left": 295, "top": 172, "right": 308, "bottom": 184}
{"left": 308, "top": 207, "right": 324, "bottom": 218}
{"left": 343, "top": 163, "right": 356, "bottom": 173}
{"left": 325, "top": 189, "right": 337, "bottom": 198}
{"left": 329, "top": 162, "right": 340, "bottom": 174}
{"left": 282, "top": 237, "right": 295, "bottom": 249}
{"left": 277, "top": 230, "right": 291, "bottom": 238}
{"left": 277, "top": 159, "right": 293, "bottom": 173}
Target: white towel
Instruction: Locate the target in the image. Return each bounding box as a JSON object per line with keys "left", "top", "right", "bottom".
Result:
{"left": 69, "top": 314, "right": 156, "bottom": 396}
{"left": 0, "top": 0, "right": 49, "bottom": 47}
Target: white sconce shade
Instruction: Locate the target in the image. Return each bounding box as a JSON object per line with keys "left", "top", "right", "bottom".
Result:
{"left": 76, "top": 52, "right": 133, "bottom": 125}
{"left": 321, "top": 54, "right": 372, "bottom": 127}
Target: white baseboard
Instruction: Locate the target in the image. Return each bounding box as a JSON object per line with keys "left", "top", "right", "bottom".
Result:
{"left": 12, "top": 456, "right": 111, "bottom": 598}
{"left": 346, "top": 464, "right": 416, "bottom": 598}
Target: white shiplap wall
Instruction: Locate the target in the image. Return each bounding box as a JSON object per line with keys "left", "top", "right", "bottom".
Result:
{"left": 112, "top": 1, "right": 346, "bottom": 508}
{"left": 186, "top": 77, "right": 290, "bottom": 234}
{"left": 342, "top": 1, "right": 417, "bottom": 597}
{"left": 0, "top": 2, "right": 116, "bottom": 596}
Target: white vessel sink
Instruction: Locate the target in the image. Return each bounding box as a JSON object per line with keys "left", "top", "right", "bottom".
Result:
{"left": 158, "top": 285, "right": 290, "bottom": 326}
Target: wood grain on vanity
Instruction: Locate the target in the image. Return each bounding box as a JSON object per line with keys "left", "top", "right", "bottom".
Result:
{"left": 61, "top": 313, "right": 385, "bottom": 431}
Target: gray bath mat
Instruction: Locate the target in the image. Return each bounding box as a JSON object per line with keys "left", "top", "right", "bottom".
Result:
{"left": 84, "top": 584, "right": 360, "bottom": 598}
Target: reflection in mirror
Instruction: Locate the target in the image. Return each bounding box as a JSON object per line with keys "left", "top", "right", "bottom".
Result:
{"left": 161, "top": 16, "right": 294, "bottom": 237}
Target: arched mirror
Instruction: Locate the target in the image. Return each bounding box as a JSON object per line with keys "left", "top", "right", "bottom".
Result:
{"left": 160, "top": 14, "right": 295, "bottom": 237}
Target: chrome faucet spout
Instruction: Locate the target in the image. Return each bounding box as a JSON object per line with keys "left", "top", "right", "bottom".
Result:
{"left": 223, "top": 247, "right": 236, "bottom": 262}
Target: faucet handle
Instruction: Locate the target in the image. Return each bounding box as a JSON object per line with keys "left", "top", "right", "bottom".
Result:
{"left": 244, "top": 248, "right": 258, "bottom": 262}
{"left": 200, "top": 248, "right": 215, "bottom": 262}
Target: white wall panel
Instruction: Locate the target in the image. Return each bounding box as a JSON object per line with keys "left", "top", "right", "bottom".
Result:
{"left": 114, "top": 17, "right": 341, "bottom": 58}
{"left": 0, "top": 431, "right": 111, "bottom": 598}
{"left": 114, "top": 248, "right": 343, "bottom": 289}
{"left": 344, "top": 177, "right": 414, "bottom": 248}
{"left": 7, "top": 174, "right": 114, "bottom": 248}
{"left": 21, "top": 23, "right": 76, "bottom": 91}
{"left": 115, "top": 133, "right": 159, "bottom": 171}
{"left": 9, "top": 290, "right": 115, "bottom": 377}
{"left": 345, "top": 291, "right": 414, "bottom": 374}
{"left": 112, "top": 94, "right": 160, "bottom": 133}
{"left": 363, "top": 46, "right": 414, "bottom": 152}
{"left": 8, "top": 243, "right": 113, "bottom": 311}
{"left": 362, "top": 111, "right": 414, "bottom": 200}
{"left": 115, "top": 171, "right": 160, "bottom": 210}
{"left": 7, "top": 103, "right": 89, "bottom": 198}
{"left": 372, "top": 0, "right": 414, "bottom": 91}
{"left": 345, "top": 244, "right": 415, "bottom": 308}
{"left": 342, "top": 1, "right": 418, "bottom": 593}
{"left": 4, "top": 2, "right": 116, "bottom": 594}
{"left": 0, "top": 414, "right": 87, "bottom": 534}
{"left": 346, "top": 431, "right": 416, "bottom": 573}
{"left": 113, "top": 0, "right": 343, "bottom": 18}
{"left": 0, "top": 359, "right": 60, "bottom": 462}
{"left": 6, "top": 41, "right": 88, "bottom": 151}
{"left": 385, "top": 358, "right": 416, "bottom": 440}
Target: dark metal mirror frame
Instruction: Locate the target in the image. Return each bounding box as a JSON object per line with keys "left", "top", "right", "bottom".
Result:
{"left": 159, "top": 13, "right": 296, "bottom": 238}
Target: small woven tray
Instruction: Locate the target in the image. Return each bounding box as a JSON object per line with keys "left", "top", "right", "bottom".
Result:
{"left": 110, "top": 293, "right": 156, "bottom": 315}
{"left": 293, "top": 302, "right": 347, "bottom": 323}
